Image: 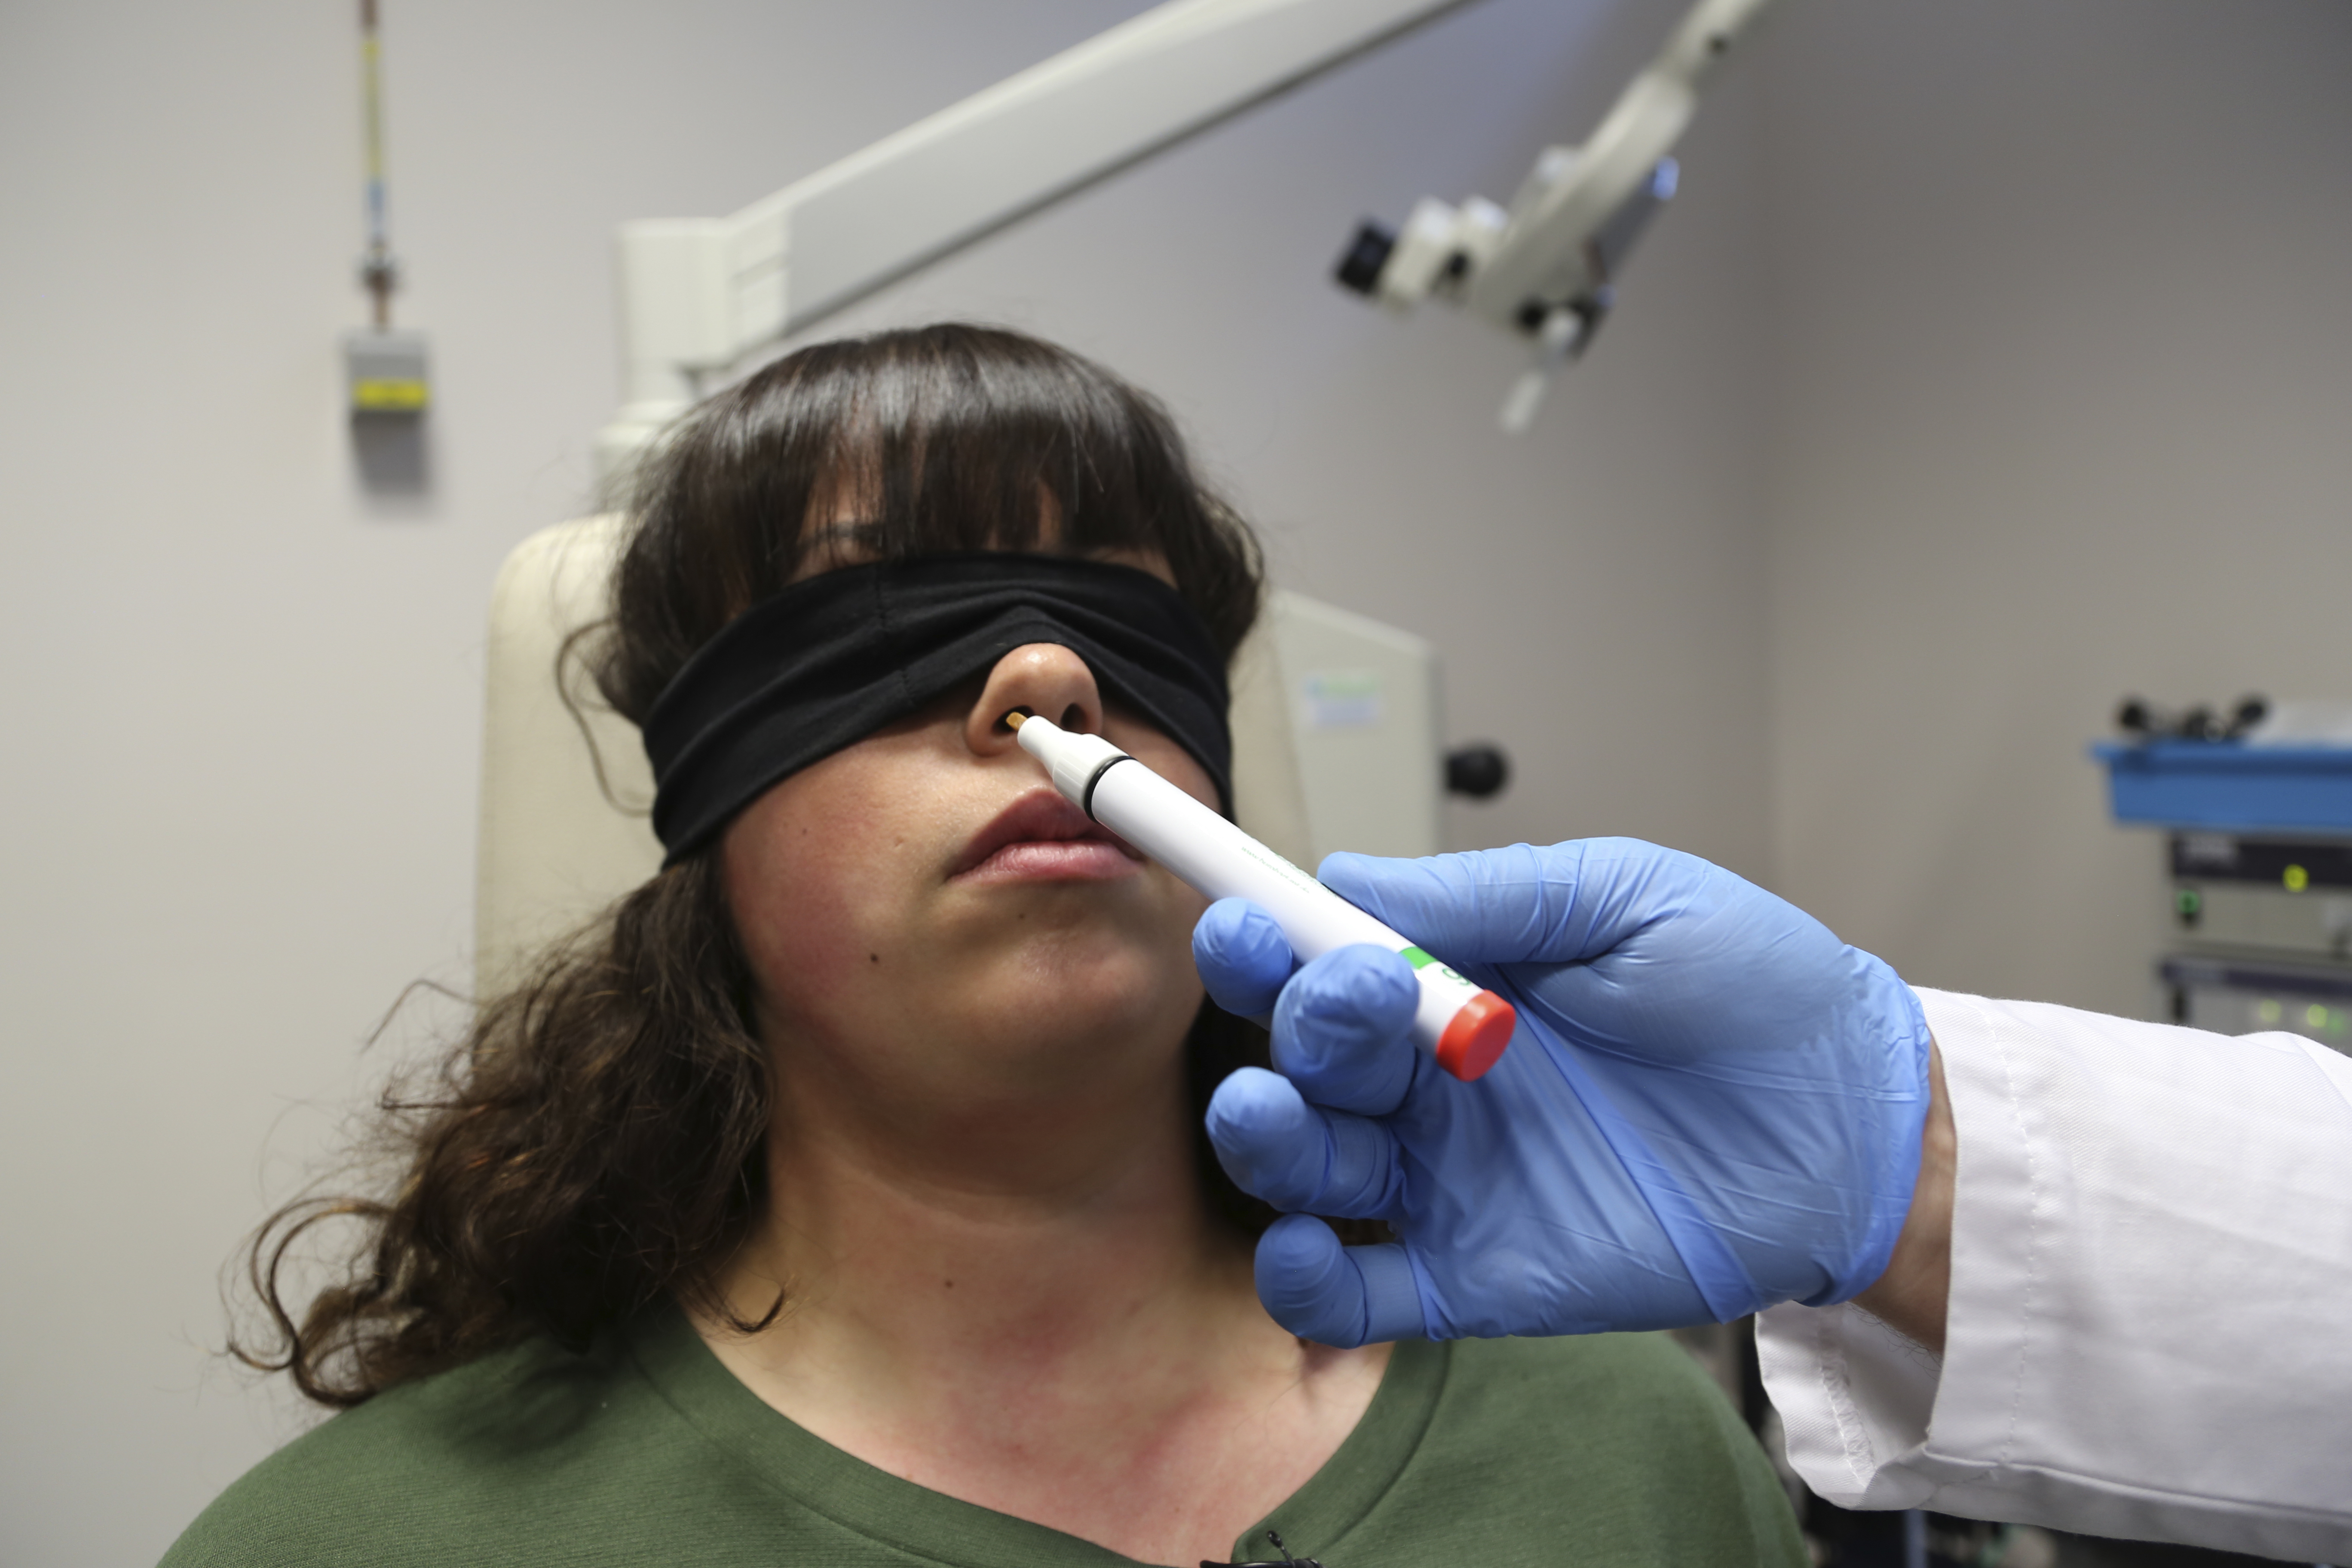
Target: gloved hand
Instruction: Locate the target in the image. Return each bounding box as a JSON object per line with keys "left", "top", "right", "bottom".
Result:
{"left": 1193, "top": 839, "right": 1932, "bottom": 1347}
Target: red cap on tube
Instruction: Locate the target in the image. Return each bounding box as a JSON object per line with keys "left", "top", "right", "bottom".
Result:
{"left": 1435, "top": 990, "right": 1516, "bottom": 1081}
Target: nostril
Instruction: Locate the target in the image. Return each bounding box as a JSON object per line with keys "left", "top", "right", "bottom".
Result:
{"left": 1060, "top": 703, "right": 1085, "bottom": 732}
{"left": 995, "top": 705, "right": 1035, "bottom": 735}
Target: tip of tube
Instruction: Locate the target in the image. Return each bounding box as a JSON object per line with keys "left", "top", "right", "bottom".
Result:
{"left": 1001, "top": 709, "right": 1029, "bottom": 731}
{"left": 1435, "top": 991, "right": 1516, "bottom": 1081}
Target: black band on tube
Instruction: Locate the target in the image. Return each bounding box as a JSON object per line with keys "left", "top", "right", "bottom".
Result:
{"left": 643, "top": 554, "right": 1232, "bottom": 863}
{"left": 1078, "top": 753, "right": 1135, "bottom": 823}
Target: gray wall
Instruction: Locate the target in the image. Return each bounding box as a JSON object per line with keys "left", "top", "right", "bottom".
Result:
{"left": 1, "top": 0, "right": 2345, "bottom": 1562}
{"left": 0, "top": 1, "right": 1770, "bottom": 1562}
{"left": 1755, "top": 0, "right": 2352, "bottom": 1017}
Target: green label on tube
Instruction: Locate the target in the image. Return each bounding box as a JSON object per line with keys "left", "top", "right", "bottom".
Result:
{"left": 1400, "top": 945, "right": 1473, "bottom": 988}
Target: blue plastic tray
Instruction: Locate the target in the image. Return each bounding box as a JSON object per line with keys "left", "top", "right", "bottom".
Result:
{"left": 2092, "top": 741, "right": 2352, "bottom": 833}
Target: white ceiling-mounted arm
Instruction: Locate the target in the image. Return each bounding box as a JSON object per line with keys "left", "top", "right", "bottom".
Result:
{"left": 597, "top": 0, "right": 1474, "bottom": 483}
{"left": 1334, "top": 0, "right": 1776, "bottom": 430}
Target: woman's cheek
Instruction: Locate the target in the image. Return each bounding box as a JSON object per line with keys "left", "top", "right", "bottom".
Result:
{"left": 741, "top": 879, "right": 859, "bottom": 1018}
{"left": 723, "top": 798, "right": 910, "bottom": 1025}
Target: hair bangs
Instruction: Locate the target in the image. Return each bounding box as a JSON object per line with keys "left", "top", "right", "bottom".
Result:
{"left": 604, "top": 325, "right": 1262, "bottom": 727}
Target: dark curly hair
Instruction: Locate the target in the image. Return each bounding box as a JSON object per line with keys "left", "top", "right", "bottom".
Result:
{"left": 236, "top": 325, "right": 1290, "bottom": 1407}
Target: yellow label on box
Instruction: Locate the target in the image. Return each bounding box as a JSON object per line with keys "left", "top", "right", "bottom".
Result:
{"left": 353, "top": 378, "right": 429, "bottom": 410}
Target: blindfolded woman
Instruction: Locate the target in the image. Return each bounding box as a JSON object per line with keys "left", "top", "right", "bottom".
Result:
{"left": 168, "top": 325, "right": 1801, "bottom": 1568}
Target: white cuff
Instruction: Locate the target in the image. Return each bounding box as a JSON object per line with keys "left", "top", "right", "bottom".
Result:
{"left": 1755, "top": 1298, "right": 1941, "bottom": 1510}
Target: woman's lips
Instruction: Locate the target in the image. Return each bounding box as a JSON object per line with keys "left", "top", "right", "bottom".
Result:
{"left": 951, "top": 790, "right": 1144, "bottom": 883}
{"left": 964, "top": 839, "right": 1141, "bottom": 882}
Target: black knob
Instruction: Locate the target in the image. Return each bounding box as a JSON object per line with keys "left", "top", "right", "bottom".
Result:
{"left": 1446, "top": 744, "right": 1510, "bottom": 800}
{"left": 1333, "top": 220, "right": 1396, "bottom": 297}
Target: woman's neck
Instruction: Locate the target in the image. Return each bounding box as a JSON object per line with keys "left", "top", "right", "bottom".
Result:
{"left": 694, "top": 1032, "right": 1389, "bottom": 1567}
{"left": 735, "top": 1044, "right": 1241, "bottom": 1379}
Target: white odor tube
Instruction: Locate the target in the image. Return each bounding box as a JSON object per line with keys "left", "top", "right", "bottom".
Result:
{"left": 1009, "top": 711, "right": 1516, "bottom": 1081}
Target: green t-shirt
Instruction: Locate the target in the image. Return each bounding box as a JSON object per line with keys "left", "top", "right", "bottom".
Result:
{"left": 163, "top": 1305, "right": 1803, "bottom": 1567}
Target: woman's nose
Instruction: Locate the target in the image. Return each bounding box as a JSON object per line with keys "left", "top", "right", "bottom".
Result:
{"left": 966, "top": 643, "right": 1106, "bottom": 756}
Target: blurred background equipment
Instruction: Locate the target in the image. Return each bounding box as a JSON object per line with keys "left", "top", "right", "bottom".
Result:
{"left": 2098, "top": 695, "right": 2352, "bottom": 1053}
{"left": 1331, "top": 0, "right": 1771, "bottom": 428}
{"left": 2097, "top": 695, "right": 2352, "bottom": 1054}
{"left": 341, "top": 0, "right": 426, "bottom": 417}
{"left": 592, "top": 0, "right": 1770, "bottom": 481}
{"left": 2113, "top": 693, "right": 2268, "bottom": 744}
{"left": 2161, "top": 830, "right": 2352, "bottom": 1049}
{"left": 341, "top": 0, "right": 430, "bottom": 496}
{"left": 1444, "top": 742, "right": 1510, "bottom": 799}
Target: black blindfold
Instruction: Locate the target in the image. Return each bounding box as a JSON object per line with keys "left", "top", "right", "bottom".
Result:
{"left": 643, "top": 554, "right": 1233, "bottom": 863}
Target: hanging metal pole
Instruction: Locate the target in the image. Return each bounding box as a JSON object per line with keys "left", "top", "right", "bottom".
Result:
{"left": 358, "top": 0, "right": 398, "bottom": 329}
{"left": 343, "top": 0, "right": 429, "bottom": 425}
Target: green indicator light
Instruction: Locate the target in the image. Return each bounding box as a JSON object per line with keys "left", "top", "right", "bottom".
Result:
{"left": 1400, "top": 946, "right": 1437, "bottom": 970}
{"left": 2175, "top": 889, "right": 2201, "bottom": 919}
{"left": 2332, "top": 1011, "right": 2348, "bottom": 1036}
{"left": 2307, "top": 1003, "right": 2330, "bottom": 1029}
{"left": 2285, "top": 864, "right": 2310, "bottom": 892}
{"left": 2257, "top": 999, "right": 2282, "bottom": 1025}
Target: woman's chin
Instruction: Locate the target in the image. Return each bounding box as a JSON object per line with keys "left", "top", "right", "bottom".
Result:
{"left": 950, "top": 968, "right": 1200, "bottom": 1071}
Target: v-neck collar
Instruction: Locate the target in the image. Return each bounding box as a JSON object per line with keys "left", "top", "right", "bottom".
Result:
{"left": 627, "top": 1300, "right": 1449, "bottom": 1568}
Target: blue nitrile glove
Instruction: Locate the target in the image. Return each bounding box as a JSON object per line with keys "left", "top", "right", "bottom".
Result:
{"left": 1192, "top": 839, "right": 1932, "bottom": 1347}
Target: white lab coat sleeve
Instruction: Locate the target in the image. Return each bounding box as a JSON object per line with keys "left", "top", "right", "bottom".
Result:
{"left": 1756, "top": 988, "right": 2352, "bottom": 1562}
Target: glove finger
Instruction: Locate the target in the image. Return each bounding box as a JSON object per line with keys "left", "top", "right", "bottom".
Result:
{"left": 1273, "top": 946, "right": 1423, "bottom": 1116}
{"left": 1319, "top": 839, "right": 1694, "bottom": 966}
{"left": 1192, "top": 897, "right": 1296, "bottom": 1019}
{"left": 1254, "top": 1215, "right": 1427, "bottom": 1347}
{"left": 1205, "top": 1067, "right": 1404, "bottom": 1218}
